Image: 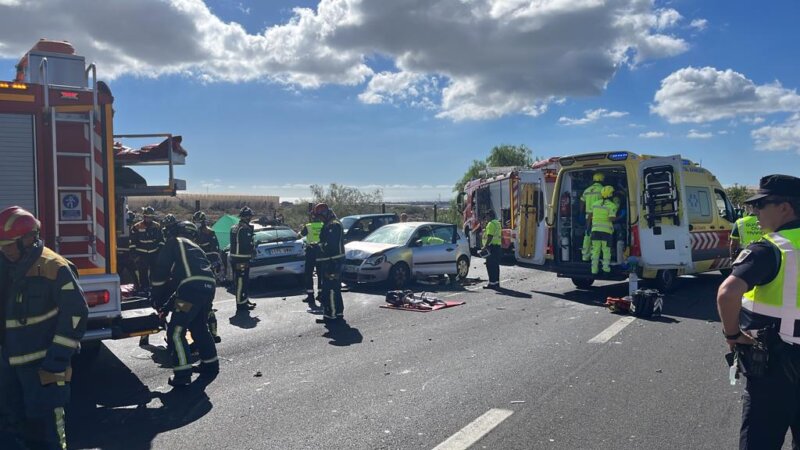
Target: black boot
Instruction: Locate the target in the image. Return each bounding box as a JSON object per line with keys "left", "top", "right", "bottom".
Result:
{"left": 168, "top": 373, "right": 192, "bottom": 388}
{"left": 193, "top": 360, "right": 220, "bottom": 379}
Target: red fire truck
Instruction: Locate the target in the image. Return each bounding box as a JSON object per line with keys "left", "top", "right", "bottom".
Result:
{"left": 0, "top": 40, "right": 186, "bottom": 353}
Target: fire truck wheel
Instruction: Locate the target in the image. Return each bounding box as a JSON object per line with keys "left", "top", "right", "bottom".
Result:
{"left": 571, "top": 277, "right": 594, "bottom": 289}
{"left": 654, "top": 269, "right": 679, "bottom": 293}
{"left": 388, "top": 263, "right": 410, "bottom": 289}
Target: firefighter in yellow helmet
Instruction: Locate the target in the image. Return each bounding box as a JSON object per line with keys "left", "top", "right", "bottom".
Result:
{"left": 581, "top": 172, "right": 606, "bottom": 261}
{"left": 589, "top": 185, "right": 618, "bottom": 275}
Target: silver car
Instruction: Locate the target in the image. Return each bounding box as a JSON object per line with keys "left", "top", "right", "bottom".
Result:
{"left": 225, "top": 225, "right": 306, "bottom": 282}
{"left": 343, "top": 222, "right": 471, "bottom": 289}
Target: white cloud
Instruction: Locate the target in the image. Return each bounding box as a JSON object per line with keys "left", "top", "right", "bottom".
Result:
{"left": 0, "top": 0, "right": 692, "bottom": 121}
{"left": 752, "top": 114, "right": 800, "bottom": 153}
{"left": 652, "top": 67, "right": 800, "bottom": 123}
{"left": 687, "top": 129, "right": 712, "bottom": 139}
{"left": 607, "top": 133, "right": 622, "bottom": 138}
{"left": 639, "top": 131, "right": 665, "bottom": 138}
{"left": 717, "top": 130, "right": 729, "bottom": 135}
{"left": 689, "top": 18, "right": 708, "bottom": 31}
{"left": 558, "top": 108, "right": 628, "bottom": 126}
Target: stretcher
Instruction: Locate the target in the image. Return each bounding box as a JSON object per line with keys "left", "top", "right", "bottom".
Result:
{"left": 380, "top": 300, "right": 466, "bottom": 312}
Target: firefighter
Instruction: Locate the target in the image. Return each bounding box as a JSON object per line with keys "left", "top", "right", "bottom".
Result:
{"left": 716, "top": 175, "right": 800, "bottom": 448}
{"left": 193, "top": 211, "right": 226, "bottom": 284}
{"left": 481, "top": 209, "right": 502, "bottom": 289}
{"left": 580, "top": 172, "right": 606, "bottom": 261}
{"left": 151, "top": 221, "right": 219, "bottom": 387}
{"left": 0, "top": 206, "right": 88, "bottom": 450}
{"left": 230, "top": 206, "right": 256, "bottom": 312}
{"left": 129, "top": 206, "right": 165, "bottom": 293}
{"left": 313, "top": 203, "right": 346, "bottom": 323}
{"left": 299, "top": 212, "right": 324, "bottom": 310}
{"left": 730, "top": 206, "right": 764, "bottom": 258}
{"left": 588, "top": 186, "right": 619, "bottom": 275}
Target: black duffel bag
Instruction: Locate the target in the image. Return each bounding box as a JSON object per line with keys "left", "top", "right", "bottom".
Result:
{"left": 630, "top": 289, "right": 663, "bottom": 318}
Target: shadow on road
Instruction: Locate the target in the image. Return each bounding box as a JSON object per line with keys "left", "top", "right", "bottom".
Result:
{"left": 229, "top": 310, "right": 262, "bottom": 329}
{"left": 493, "top": 286, "right": 533, "bottom": 298}
{"left": 321, "top": 320, "right": 363, "bottom": 347}
{"left": 68, "top": 345, "right": 213, "bottom": 450}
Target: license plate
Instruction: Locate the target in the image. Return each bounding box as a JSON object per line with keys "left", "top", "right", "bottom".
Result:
{"left": 268, "top": 247, "right": 292, "bottom": 256}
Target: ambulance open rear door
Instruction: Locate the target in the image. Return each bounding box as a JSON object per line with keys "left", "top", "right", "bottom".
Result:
{"left": 515, "top": 171, "right": 548, "bottom": 265}
{"left": 637, "top": 156, "right": 693, "bottom": 270}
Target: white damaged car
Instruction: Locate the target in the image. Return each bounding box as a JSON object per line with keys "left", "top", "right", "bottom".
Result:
{"left": 342, "top": 222, "right": 471, "bottom": 289}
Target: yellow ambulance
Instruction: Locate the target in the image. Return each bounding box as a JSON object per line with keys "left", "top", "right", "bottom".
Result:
{"left": 544, "top": 151, "right": 738, "bottom": 292}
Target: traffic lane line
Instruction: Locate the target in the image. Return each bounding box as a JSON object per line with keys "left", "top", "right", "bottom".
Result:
{"left": 432, "top": 408, "right": 514, "bottom": 450}
{"left": 587, "top": 316, "right": 636, "bottom": 343}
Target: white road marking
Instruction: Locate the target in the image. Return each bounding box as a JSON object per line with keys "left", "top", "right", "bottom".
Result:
{"left": 432, "top": 408, "right": 514, "bottom": 450}
{"left": 588, "top": 316, "right": 637, "bottom": 344}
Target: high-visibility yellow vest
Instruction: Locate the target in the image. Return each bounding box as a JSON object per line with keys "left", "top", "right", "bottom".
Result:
{"left": 742, "top": 228, "right": 800, "bottom": 345}
{"left": 590, "top": 200, "right": 617, "bottom": 234}
{"left": 305, "top": 221, "right": 323, "bottom": 244}
{"left": 420, "top": 236, "right": 445, "bottom": 246}
{"left": 735, "top": 215, "right": 763, "bottom": 247}
{"left": 483, "top": 219, "right": 502, "bottom": 246}
{"left": 581, "top": 183, "right": 604, "bottom": 215}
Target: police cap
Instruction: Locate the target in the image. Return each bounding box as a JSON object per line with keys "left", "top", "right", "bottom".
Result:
{"left": 744, "top": 174, "right": 800, "bottom": 204}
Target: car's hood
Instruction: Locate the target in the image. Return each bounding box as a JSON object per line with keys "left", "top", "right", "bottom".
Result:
{"left": 345, "top": 241, "right": 398, "bottom": 259}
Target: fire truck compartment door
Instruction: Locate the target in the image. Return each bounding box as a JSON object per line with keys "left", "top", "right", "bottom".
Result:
{"left": 637, "top": 155, "right": 693, "bottom": 269}
{"left": 0, "top": 113, "right": 37, "bottom": 214}
{"left": 517, "top": 176, "right": 547, "bottom": 265}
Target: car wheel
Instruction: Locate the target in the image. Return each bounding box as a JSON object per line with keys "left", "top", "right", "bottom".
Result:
{"left": 654, "top": 269, "right": 679, "bottom": 293}
{"left": 388, "top": 263, "right": 410, "bottom": 289}
{"left": 571, "top": 277, "right": 594, "bottom": 289}
{"left": 455, "top": 256, "right": 470, "bottom": 280}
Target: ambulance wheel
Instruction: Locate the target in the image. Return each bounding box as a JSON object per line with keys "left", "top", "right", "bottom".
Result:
{"left": 571, "top": 277, "right": 594, "bottom": 289}
{"left": 654, "top": 269, "right": 679, "bottom": 293}
{"left": 388, "top": 263, "right": 410, "bottom": 289}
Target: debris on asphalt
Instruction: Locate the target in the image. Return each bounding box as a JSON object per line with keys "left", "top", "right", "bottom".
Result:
{"left": 510, "top": 400, "right": 526, "bottom": 404}
{"left": 656, "top": 369, "right": 663, "bottom": 373}
{"left": 254, "top": 371, "right": 262, "bottom": 377}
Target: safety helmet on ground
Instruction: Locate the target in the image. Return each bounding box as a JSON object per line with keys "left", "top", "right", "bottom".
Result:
{"left": 142, "top": 206, "right": 156, "bottom": 217}
{"left": 239, "top": 206, "right": 254, "bottom": 219}
{"left": 176, "top": 221, "right": 198, "bottom": 239}
{"left": 192, "top": 211, "right": 207, "bottom": 223}
{"left": 0, "top": 206, "right": 41, "bottom": 246}
{"left": 593, "top": 172, "right": 605, "bottom": 183}
{"left": 601, "top": 185, "right": 615, "bottom": 199}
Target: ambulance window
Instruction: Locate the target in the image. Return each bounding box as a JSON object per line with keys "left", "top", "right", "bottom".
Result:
{"left": 686, "top": 186, "right": 713, "bottom": 223}
{"left": 714, "top": 189, "right": 737, "bottom": 222}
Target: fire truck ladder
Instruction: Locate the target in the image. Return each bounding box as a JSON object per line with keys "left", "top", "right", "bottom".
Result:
{"left": 642, "top": 166, "right": 680, "bottom": 228}
{"left": 39, "top": 58, "right": 99, "bottom": 259}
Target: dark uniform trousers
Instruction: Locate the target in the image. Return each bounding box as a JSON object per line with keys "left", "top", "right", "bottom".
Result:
{"left": 740, "top": 339, "right": 800, "bottom": 449}
{"left": 166, "top": 283, "right": 218, "bottom": 379}
{"left": 486, "top": 244, "right": 501, "bottom": 284}
{"left": 133, "top": 252, "right": 159, "bottom": 290}
{"left": 304, "top": 244, "right": 321, "bottom": 295}
{"left": 232, "top": 260, "right": 250, "bottom": 305}
{"left": 321, "top": 259, "right": 344, "bottom": 319}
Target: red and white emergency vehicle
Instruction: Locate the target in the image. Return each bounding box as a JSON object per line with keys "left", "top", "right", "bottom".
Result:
{"left": 0, "top": 40, "right": 186, "bottom": 349}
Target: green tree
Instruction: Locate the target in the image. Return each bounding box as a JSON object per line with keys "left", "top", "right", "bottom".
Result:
{"left": 453, "top": 159, "right": 488, "bottom": 194}
{"left": 725, "top": 184, "right": 753, "bottom": 207}
{"left": 485, "top": 144, "right": 533, "bottom": 167}
{"left": 308, "top": 183, "right": 384, "bottom": 218}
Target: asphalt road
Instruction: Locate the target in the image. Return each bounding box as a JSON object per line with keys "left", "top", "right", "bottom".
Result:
{"left": 62, "top": 259, "right": 767, "bottom": 449}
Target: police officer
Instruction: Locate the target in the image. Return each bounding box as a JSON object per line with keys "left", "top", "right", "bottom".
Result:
{"left": 0, "top": 206, "right": 88, "bottom": 449}
{"left": 299, "top": 212, "right": 324, "bottom": 310}
{"left": 129, "top": 206, "right": 165, "bottom": 293}
{"left": 730, "top": 207, "right": 764, "bottom": 258}
{"left": 581, "top": 172, "right": 606, "bottom": 261}
{"left": 716, "top": 174, "right": 800, "bottom": 449}
{"left": 151, "top": 221, "right": 219, "bottom": 387}
{"left": 481, "top": 210, "right": 502, "bottom": 289}
{"left": 313, "top": 203, "right": 345, "bottom": 323}
{"left": 230, "top": 206, "right": 256, "bottom": 312}
{"left": 193, "top": 211, "right": 225, "bottom": 284}
{"left": 589, "top": 186, "right": 618, "bottom": 275}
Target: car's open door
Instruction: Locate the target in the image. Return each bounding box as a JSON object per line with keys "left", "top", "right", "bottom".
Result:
{"left": 637, "top": 155, "right": 693, "bottom": 270}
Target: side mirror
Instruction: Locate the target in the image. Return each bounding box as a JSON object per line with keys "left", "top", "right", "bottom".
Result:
{"left": 412, "top": 239, "right": 423, "bottom": 247}
{"left": 456, "top": 193, "right": 466, "bottom": 213}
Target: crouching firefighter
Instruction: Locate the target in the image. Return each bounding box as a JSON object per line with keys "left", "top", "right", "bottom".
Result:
{"left": 151, "top": 221, "right": 219, "bottom": 387}
{"left": 0, "top": 206, "right": 88, "bottom": 450}
{"left": 313, "top": 203, "right": 345, "bottom": 323}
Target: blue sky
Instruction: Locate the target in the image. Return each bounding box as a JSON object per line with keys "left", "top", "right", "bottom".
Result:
{"left": 2, "top": 0, "right": 799, "bottom": 201}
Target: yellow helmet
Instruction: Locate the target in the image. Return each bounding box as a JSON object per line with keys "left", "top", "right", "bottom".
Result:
{"left": 601, "top": 185, "right": 615, "bottom": 199}
{"left": 593, "top": 172, "right": 605, "bottom": 183}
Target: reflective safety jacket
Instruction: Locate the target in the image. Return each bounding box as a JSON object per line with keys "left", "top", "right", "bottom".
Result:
{"left": 741, "top": 228, "right": 800, "bottom": 345}
{"left": 483, "top": 219, "right": 502, "bottom": 246}
{"left": 151, "top": 237, "right": 215, "bottom": 307}
{"left": 421, "top": 236, "right": 446, "bottom": 246}
{"left": 129, "top": 220, "right": 165, "bottom": 255}
{"left": 734, "top": 215, "right": 763, "bottom": 247}
{"left": 590, "top": 199, "right": 618, "bottom": 235}
{"left": 0, "top": 242, "right": 88, "bottom": 372}
{"left": 195, "top": 226, "right": 221, "bottom": 254}
{"left": 318, "top": 220, "right": 344, "bottom": 264}
{"left": 229, "top": 221, "right": 255, "bottom": 263}
{"left": 301, "top": 221, "right": 323, "bottom": 244}
{"left": 581, "top": 183, "right": 605, "bottom": 215}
